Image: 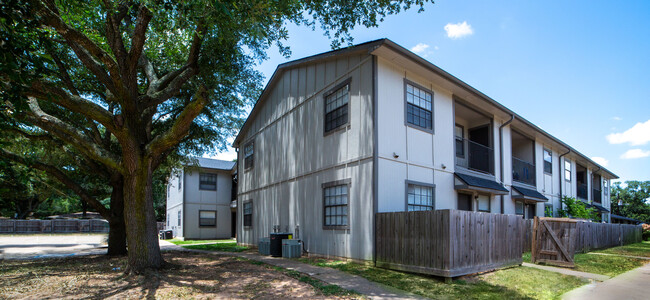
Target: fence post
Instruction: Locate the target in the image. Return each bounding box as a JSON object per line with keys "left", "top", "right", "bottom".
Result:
{"left": 12, "top": 220, "right": 16, "bottom": 233}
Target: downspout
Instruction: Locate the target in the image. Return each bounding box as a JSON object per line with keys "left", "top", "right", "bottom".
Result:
{"left": 499, "top": 115, "right": 515, "bottom": 214}
{"left": 558, "top": 149, "right": 571, "bottom": 211}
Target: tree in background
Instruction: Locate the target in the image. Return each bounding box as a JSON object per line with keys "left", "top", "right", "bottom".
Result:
{"left": 1, "top": 0, "right": 434, "bottom": 273}
{"left": 611, "top": 181, "right": 650, "bottom": 224}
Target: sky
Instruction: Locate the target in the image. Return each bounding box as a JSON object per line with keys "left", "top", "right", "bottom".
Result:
{"left": 210, "top": 0, "right": 650, "bottom": 184}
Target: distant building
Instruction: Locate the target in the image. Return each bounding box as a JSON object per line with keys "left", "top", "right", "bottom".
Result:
{"left": 166, "top": 157, "right": 236, "bottom": 239}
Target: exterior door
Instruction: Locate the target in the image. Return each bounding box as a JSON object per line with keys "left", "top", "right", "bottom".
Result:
{"left": 458, "top": 193, "right": 472, "bottom": 211}
{"left": 468, "top": 125, "right": 491, "bottom": 173}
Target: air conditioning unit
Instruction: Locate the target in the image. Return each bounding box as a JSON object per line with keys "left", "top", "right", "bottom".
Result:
{"left": 282, "top": 239, "right": 302, "bottom": 258}
{"left": 258, "top": 237, "right": 270, "bottom": 255}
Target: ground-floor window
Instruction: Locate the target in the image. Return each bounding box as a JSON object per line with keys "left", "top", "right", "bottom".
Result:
{"left": 199, "top": 210, "right": 216, "bottom": 227}
{"left": 323, "top": 180, "right": 350, "bottom": 229}
{"left": 243, "top": 201, "right": 253, "bottom": 227}
{"left": 178, "top": 210, "right": 182, "bottom": 226}
{"left": 407, "top": 182, "right": 435, "bottom": 211}
{"left": 458, "top": 193, "right": 472, "bottom": 211}
{"left": 515, "top": 201, "right": 524, "bottom": 216}
{"left": 477, "top": 195, "right": 490, "bottom": 212}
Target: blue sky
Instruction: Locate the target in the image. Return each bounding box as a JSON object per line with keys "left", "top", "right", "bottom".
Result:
{"left": 212, "top": 0, "right": 650, "bottom": 183}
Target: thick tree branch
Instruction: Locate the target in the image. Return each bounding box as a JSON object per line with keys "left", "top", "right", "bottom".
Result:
{"left": 128, "top": 5, "right": 152, "bottom": 71}
{"left": 0, "top": 148, "right": 110, "bottom": 217}
{"left": 6, "top": 127, "right": 58, "bottom": 142}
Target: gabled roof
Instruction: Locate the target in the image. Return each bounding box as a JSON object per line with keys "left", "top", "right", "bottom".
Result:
{"left": 184, "top": 157, "right": 235, "bottom": 171}
{"left": 233, "top": 38, "right": 618, "bottom": 179}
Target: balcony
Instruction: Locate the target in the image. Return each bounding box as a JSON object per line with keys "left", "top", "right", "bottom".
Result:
{"left": 455, "top": 138, "right": 494, "bottom": 174}
{"left": 512, "top": 157, "right": 536, "bottom": 186}
{"left": 577, "top": 183, "right": 588, "bottom": 200}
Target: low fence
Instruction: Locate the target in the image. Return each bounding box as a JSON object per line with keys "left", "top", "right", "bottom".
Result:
{"left": 376, "top": 209, "right": 524, "bottom": 278}
{"left": 0, "top": 219, "right": 109, "bottom": 233}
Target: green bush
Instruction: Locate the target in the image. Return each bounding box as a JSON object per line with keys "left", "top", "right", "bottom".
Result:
{"left": 557, "top": 196, "right": 598, "bottom": 220}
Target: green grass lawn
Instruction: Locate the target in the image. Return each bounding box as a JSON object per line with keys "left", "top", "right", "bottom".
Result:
{"left": 592, "top": 241, "right": 650, "bottom": 258}
{"left": 167, "top": 238, "right": 235, "bottom": 245}
{"left": 523, "top": 245, "right": 648, "bottom": 277}
{"left": 182, "top": 241, "right": 249, "bottom": 252}
{"left": 299, "top": 258, "right": 586, "bottom": 300}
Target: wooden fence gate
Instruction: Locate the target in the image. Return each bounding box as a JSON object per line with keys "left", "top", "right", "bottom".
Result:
{"left": 531, "top": 217, "right": 578, "bottom": 267}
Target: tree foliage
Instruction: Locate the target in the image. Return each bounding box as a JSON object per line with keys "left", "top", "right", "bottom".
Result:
{"left": 611, "top": 181, "right": 650, "bottom": 223}
{"left": 557, "top": 196, "right": 598, "bottom": 220}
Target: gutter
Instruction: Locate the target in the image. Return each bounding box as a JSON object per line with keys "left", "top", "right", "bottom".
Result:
{"left": 499, "top": 115, "right": 515, "bottom": 214}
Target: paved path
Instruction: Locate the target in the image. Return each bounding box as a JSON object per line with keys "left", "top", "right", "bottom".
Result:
{"left": 587, "top": 252, "right": 650, "bottom": 260}
{"left": 522, "top": 262, "right": 610, "bottom": 281}
{"left": 166, "top": 242, "right": 423, "bottom": 300}
{"left": 562, "top": 262, "right": 650, "bottom": 300}
{"left": 0, "top": 233, "right": 107, "bottom": 260}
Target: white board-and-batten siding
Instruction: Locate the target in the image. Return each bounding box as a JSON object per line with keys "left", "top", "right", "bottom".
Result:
{"left": 237, "top": 53, "right": 375, "bottom": 260}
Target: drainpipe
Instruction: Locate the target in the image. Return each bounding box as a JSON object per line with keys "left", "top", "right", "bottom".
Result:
{"left": 558, "top": 149, "right": 571, "bottom": 211}
{"left": 499, "top": 115, "right": 515, "bottom": 214}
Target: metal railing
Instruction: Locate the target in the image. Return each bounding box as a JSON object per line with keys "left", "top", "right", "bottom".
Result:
{"left": 512, "top": 157, "right": 536, "bottom": 186}
{"left": 577, "top": 183, "right": 588, "bottom": 200}
{"left": 455, "top": 138, "right": 494, "bottom": 174}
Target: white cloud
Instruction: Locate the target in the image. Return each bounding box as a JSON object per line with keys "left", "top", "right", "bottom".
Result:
{"left": 410, "top": 43, "right": 430, "bottom": 54}
{"left": 611, "top": 116, "right": 622, "bottom": 121}
{"left": 620, "top": 149, "right": 650, "bottom": 159}
{"left": 606, "top": 120, "right": 650, "bottom": 146}
{"left": 444, "top": 21, "right": 474, "bottom": 39}
{"left": 591, "top": 157, "right": 609, "bottom": 167}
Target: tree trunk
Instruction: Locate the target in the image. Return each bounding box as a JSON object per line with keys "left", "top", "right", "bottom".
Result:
{"left": 123, "top": 156, "right": 162, "bottom": 273}
{"left": 107, "top": 177, "right": 127, "bottom": 256}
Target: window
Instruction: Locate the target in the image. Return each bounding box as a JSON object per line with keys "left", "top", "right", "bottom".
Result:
{"left": 166, "top": 214, "right": 169, "bottom": 227}
{"left": 405, "top": 81, "right": 433, "bottom": 131}
{"left": 243, "top": 201, "right": 253, "bottom": 227}
{"left": 455, "top": 124, "right": 464, "bottom": 158}
{"left": 178, "top": 176, "right": 182, "bottom": 191}
{"left": 323, "top": 180, "right": 350, "bottom": 228}
{"left": 407, "top": 183, "right": 435, "bottom": 211}
{"left": 199, "top": 173, "right": 217, "bottom": 190}
{"left": 177, "top": 210, "right": 181, "bottom": 226}
{"left": 515, "top": 201, "right": 524, "bottom": 216}
{"left": 477, "top": 195, "right": 490, "bottom": 212}
{"left": 564, "top": 160, "right": 572, "bottom": 181}
{"left": 199, "top": 210, "right": 216, "bottom": 227}
{"left": 324, "top": 81, "right": 350, "bottom": 133}
{"left": 244, "top": 142, "right": 254, "bottom": 170}
{"left": 604, "top": 179, "right": 609, "bottom": 195}
{"left": 543, "top": 149, "right": 552, "bottom": 174}
{"left": 457, "top": 193, "right": 472, "bottom": 211}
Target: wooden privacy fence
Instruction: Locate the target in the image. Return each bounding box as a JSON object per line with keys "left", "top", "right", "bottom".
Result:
{"left": 0, "top": 219, "right": 109, "bottom": 233}
{"left": 376, "top": 209, "right": 524, "bottom": 279}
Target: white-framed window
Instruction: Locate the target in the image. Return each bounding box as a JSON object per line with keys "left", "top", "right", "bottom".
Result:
{"left": 178, "top": 175, "right": 182, "bottom": 191}
{"left": 199, "top": 173, "right": 217, "bottom": 190}
{"left": 199, "top": 210, "right": 216, "bottom": 227}
{"left": 244, "top": 142, "right": 254, "bottom": 170}
{"left": 405, "top": 81, "right": 433, "bottom": 131}
{"left": 324, "top": 80, "right": 350, "bottom": 133}
{"left": 604, "top": 179, "right": 609, "bottom": 195}
{"left": 477, "top": 195, "right": 490, "bottom": 212}
{"left": 564, "top": 160, "right": 572, "bottom": 181}
{"left": 323, "top": 180, "right": 350, "bottom": 229}
{"left": 543, "top": 148, "right": 552, "bottom": 174}
{"left": 455, "top": 124, "right": 464, "bottom": 158}
{"left": 407, "top": 183, "right": 435, "bottom": 211}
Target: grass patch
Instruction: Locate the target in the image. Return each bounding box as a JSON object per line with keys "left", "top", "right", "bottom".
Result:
{"left": 253, "top": 262, "right": 360, "bottom": 297}
{"left": 592, "top": 241, "right": 650, "bottom": 258}
{"left": 299, "top": 258, "right": 586, "bottom": 299}
{"left": 182, "top": 242, "right": 248, "bottom": 252}
{"left": 167, "top": 238, "right": 235, "bottom": 245}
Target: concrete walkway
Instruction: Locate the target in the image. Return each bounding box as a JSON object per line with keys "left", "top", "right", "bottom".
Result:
{"left": 522, "top": 262, "right": 610, "bottom": 281}
{"left": 164, "top": 241, "right": 423, "bottom": 300}
{"left": 562, "top": 262, "right": 650, "bottom": 300}
{"left": 587, "top": 252, "right": 650, "bottom": 260}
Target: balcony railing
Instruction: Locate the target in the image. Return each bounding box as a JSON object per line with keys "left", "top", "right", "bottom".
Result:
{"left": 512, "top": 157, "right": 536, "bottom": 186}
{"left": 455, "top": 139, "right": 494, "bottom": 174}
{"left": 592, "top": 189, "right": 602, "bottom": 203}
{"left": 577, "top": 183, "right": 588, "bottom": 200}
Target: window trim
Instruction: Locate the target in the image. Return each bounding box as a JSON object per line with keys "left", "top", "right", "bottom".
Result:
{"left": 199, "top": 172, "right": 218, "bottom": 191}
{"left": 322, "top": 179, "right": 351, "bottom": 230}
{"left": 403, "top": 78, "right": 434, "bottom": 134}
{"left": 543, "top": 148, "right": 553, "bottom": 175}
{"left": 323, "top": 78, "right": 352, "bottom": 135}
{"left": 564, "top": 159, "right": 572, "bottom": 182}
{"left": 404, "top": 180, "right": 436, "bottom": 212}
{"left": 455, "top": 124, "right": 465, "bottom": 158}
{"left": 244, "top": 141, "right": 254, "bottom": 171}
{"left": 243, "top": 200, "right": 253, "bottom": 229}
{"left": 198, "top": 210, "right": 217, "bottom": 227}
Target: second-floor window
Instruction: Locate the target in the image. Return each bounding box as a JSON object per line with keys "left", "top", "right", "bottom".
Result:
{"left": 199, "top": 173, "right": 217, "bottom": 190}
{"left": 324, "top": 82, "right": 350, "bottom": 133}
{"left": 565, "top": 160, "right": 572, "bottom": 181}
{"left": 405, "top": 81, "right": 433, "bottom": 131}
{"left": 455, "top": 124, "right": 464, "bottom": 158}
{"left": 543, "top": 149, "right": 552, "bottom": 174}
{"left": 244, "top": 142, "right": 254, "bottom": 170}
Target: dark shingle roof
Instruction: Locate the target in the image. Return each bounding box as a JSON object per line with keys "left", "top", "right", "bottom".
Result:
{"left": 512, "top": 186, "right": 549, "bottom": 201}
{"left": 184, "top": 157, "right": 235, "bottom": 171}
{"left": 455, "top": 173, "right": 508, "bottom": 193}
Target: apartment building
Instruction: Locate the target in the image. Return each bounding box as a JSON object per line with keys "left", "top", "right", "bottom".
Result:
{"left": 166, "top": 157, "right": 236, "bottom": 239}
{"left": 232, "top": 39, "right": 618, "bottom": 260}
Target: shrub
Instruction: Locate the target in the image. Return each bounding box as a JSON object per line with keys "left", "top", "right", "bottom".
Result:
{"left": 557, "top": 196, "right": 598, "bottom": 220}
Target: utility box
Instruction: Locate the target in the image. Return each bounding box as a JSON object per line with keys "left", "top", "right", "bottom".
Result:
{"left": 282, "top": 239, "right": 302, "bottom": 258}
{"left": 258, "top": 237, "right": 270, "bottom": 255}
{"left": 270, "top": 233, "right": 292, "bottom": 257}
{"left": 159, "top": 230, "right": 173, "bottom": 240}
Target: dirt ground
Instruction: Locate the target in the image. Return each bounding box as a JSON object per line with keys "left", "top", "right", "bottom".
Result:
{"left": 0, "top": 252, "right": 354, "bottom": 299}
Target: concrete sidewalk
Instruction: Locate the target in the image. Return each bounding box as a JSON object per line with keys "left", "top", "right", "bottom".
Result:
{"left": 522, "top": 262, "right": 610, "bottom": 281}
{"left": 169, "top": 242, "right": 423, "bottom": 300}
{"left": 562, "top": 262, "right": 650, "bottom": 300}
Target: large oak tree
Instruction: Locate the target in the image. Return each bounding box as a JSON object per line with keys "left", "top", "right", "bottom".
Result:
{"left": 0, "top": 0, "right": 433, "bottom": 273}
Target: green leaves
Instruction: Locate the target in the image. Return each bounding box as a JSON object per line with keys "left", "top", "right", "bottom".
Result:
{"left": 611, "top": 181, "right": 650, "bottom": 223}
{"left": 558, "top": 196, "right": 598, "bottom": 220}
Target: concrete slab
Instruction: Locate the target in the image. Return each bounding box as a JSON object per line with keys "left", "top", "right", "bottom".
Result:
{"left": 562, "top": 262, "right": 650, "bottom": 300}
{"left": 0, "top": 234, "right": 107, "bottom": 260}
{"left": 522, "top": 262, "right": 610, "bottom": 281}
